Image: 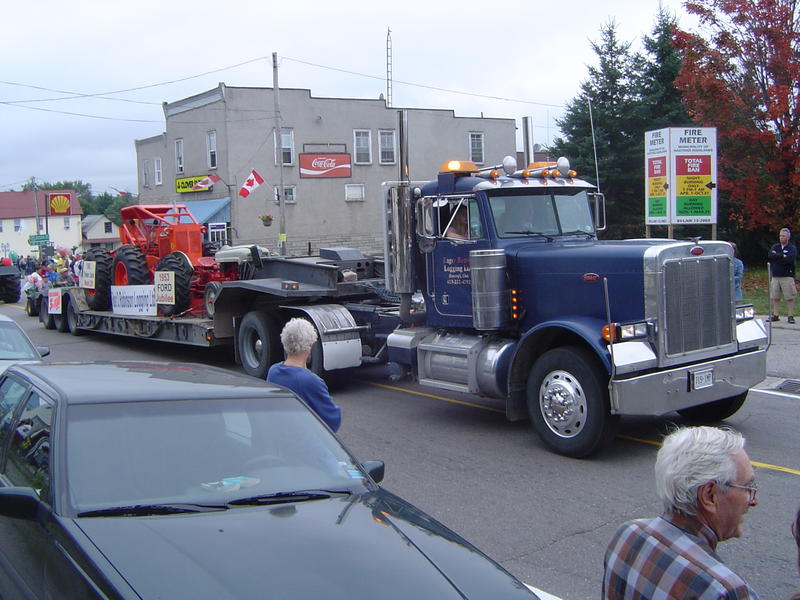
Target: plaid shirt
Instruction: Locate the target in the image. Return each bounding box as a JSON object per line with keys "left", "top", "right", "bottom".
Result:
{"left": 603, "top": 512, "right": 759, "bottom": 599}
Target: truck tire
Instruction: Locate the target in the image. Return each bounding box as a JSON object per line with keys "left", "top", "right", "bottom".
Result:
{"left": 83, "top": 248, "right": 112, "bottom": 310}
{"left": 238, "top": 311, "right": 282, "bottom": 379}
{"left": 155, "top": 252, "right": 193, "bottom": 316}
{"left": 39, "top": 296, "right": 56, "bottom": 330}
{"left": 113, "top": 245, "right": 149, "bottom": 286}
{"left": 526, "top": 346, "right": 618, "bottom": 458}
{"left": 677, "top": 392, "right": 748, "bottom": 422}
{"left": 0, "top": 274, "right": 21, "bottom": 303}
{"left": 65, "top": 298, "right": 85, "bottom": 336}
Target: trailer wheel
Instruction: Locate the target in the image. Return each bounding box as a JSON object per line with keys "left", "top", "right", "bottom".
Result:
{"left": 25, "top": 295, "right": 39, "bottom": 317}
{"left": 0, "top": 274, "right": 21, "bottom": 303}
{"left": 65, "top": 298, "right": 85, "bottom": 336}
{"left": 238, "top": 311, "right": 281, "bottom": 379}
{"left": 155, "top": 252, "right": 193, "bottom": 316}
{"left": 53, "top": 298, "right": 69, "bottom": 333}
{"left": 677, "top": 392, "right": 748, "bottom": 423}
{"left": 113, "top": 245, "right": 149, "bottom": 286}
{"left": 526, "top": 346, "right": 617, "bottom": 458}
{"left": 39, "top": 296, "right": 56, "bottom": 330}
{"left": 203, "top": 281, "right": 223, "bottom": 317}
{"left": 83, "top": 248, "right": 112, "bottom": 310}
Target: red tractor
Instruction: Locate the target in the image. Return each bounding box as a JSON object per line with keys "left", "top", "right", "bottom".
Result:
{"left": 82, "top": 205, "right": 238, "bottom": 316}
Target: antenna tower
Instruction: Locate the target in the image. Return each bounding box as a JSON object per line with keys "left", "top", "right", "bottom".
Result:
{"left": 386, "top": 28, "right": 393, "bottom": 107}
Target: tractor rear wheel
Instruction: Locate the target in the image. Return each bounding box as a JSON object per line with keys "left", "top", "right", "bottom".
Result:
{"left": 83, "top": 248, "right": 112, "bottom": 310}
{"left": 0, "top": 274, "right": 21, "bottom": 303}
{"left": 112, "top": 245, "right": 149, "bottom": 286}
{"left": 155, "top": 252, "right": 193, "bottom": 316}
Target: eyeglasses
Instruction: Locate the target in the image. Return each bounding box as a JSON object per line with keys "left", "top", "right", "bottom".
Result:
{"left": 726, "top": 481, "right": 758, "bottom": 503}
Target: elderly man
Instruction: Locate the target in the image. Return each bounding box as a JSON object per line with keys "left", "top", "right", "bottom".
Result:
{"left": 603, "top": 426, "right": 759, "bottom": 599}
{"left": 768, "top": 227, "right": 797, "bottom": 323}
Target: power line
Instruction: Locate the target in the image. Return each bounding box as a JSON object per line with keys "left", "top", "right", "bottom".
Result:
{"left": 0, "top": 103, "right": 161, "bottom": 123}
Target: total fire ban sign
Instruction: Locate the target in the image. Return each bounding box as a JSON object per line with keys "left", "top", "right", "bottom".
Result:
{"left": 644, "top": 127, "right": 717, "bottom": 225}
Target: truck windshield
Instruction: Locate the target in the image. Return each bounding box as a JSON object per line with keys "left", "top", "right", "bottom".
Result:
{"left": 488, "top": 189, "right": 596, "bottom": 239}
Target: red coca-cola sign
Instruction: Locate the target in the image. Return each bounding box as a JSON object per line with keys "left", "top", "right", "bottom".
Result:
{"left": 299, "top": 153, "right": 352, "bottom": 178}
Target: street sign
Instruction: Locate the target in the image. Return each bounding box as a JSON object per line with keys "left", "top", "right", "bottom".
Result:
{"left": 28, "top": 234, "right": 50, "bottom": 245}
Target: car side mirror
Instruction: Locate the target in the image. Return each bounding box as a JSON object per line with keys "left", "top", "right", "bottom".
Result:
{"left": 37, "top": 347, "right": 50, "bottom": 358}
{"left": 0, "top": 487, "right": 47, "bottom": 521}
{"left": 360, "top": 460, "right": 385, "bottom": 483}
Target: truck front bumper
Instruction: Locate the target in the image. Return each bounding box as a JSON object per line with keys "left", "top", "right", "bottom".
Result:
{"left": 609, "top": 347, "right": 767, "bottom": 416}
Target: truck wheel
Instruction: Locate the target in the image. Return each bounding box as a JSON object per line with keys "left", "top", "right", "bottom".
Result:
{"left": 39, "top": 296, "right": 56, "bottom": 330}
{"left": 0, "top": 275, "right": 21, "bottom": 303}
{"left": 238, "top": 311, "right": 281, "bottom": 379}
{"left": 66, "top": 298, "right": 85, "bottom": 336}
{"left": 155, "top": 252, "right": 193, "bottom": 316}
{"left": 677, "top": 392, "right": 748, "bottom": 422}
{"left": 83, "top": 248, "right": 112, "bottom": 310}
{"left": 113, "top": 245, "right": 149, "bottom": 286}
{"left": 526, "top": 346, "right": 617, "bottom": 458}
{"left": 54, "top": 298, "right": 70, "bottom": 333}
{"left": 26, "top": 295, "right": 39, "bottom": 317}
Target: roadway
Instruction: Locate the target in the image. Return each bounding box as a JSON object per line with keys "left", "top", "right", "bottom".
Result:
{"left": 2, "top": 302, "right": 798, "bottom": 600}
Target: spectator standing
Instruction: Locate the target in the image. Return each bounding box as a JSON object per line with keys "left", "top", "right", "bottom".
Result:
{"left": 603, "top": 426, "right": 759, "bottom": 599}
{"left": 767, "top": 227, "right": 797, "bottom": 323}
{"left": 266, "top": 318, "right": 341, "bottom": 432}
{"left": 732, "top": 243, "right": 744, "bottom": 302}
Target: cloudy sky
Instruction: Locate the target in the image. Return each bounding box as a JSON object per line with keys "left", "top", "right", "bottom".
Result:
{"left": 1, "top": 0, "right": 694, "bottom": 196}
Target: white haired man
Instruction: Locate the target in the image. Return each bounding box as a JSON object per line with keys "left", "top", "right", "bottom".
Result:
{"left": 267, "top": 318, "right": 341, "bottom": 432}
{"left": 603, "top": 426, "right": 759, "bottom": 599}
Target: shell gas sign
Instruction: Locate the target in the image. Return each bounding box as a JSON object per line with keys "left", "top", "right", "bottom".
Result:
{"left": 47, "top": 193, "right": 72, "bottom": 216}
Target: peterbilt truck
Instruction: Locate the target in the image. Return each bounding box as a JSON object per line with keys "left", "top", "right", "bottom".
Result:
{"left": 44, "top": 122, "right": 767, "bottom": 458}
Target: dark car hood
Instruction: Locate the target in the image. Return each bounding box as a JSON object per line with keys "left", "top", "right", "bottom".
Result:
{"left": 75, "top": 490, "right": 534, "bottom": 599}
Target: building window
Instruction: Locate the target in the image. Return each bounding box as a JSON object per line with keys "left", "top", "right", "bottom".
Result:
{"left": 155, "top": 157, "right": 163, "bottom": 185}
{"left": 354, "top": 130, "right": 372, "bottom": 164}
{"left": 379, "top": 130, "right": 396, "bottom": 164}
{"left": 345, "top": 184, "right": 365, "bottom": 202}
{"left": 273, "top": 185, "right": 296, "bottom": 204}
{"left": 469, "top": 132, "right": 484, "bottom": 164}
{"left": 142, "top": 159, "right": 150, "bottom": 188}
{"left": 14, "top": 219, "right": 21, "bottom": 232}
{"left": 38, "top": 217, "right": 44, "bottom": 231}
{"left": 274, "top": 129, "right": 294, "bottom": 166}
{"left": 175, "top": 139, "right": 184, "bottom": 174}
{"left": 104, "top": 221, "right": 112, "bottom": 234}
{"left": 0, "top": 221, "right": 3, "bottom": 233}
{"left": 207, "top": 131, "right": 217, "bottom": 169}
{"left": 63, "top": 217, "right": 70, "bottom": 229}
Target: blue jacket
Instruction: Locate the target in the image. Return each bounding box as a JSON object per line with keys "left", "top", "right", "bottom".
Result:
{"left": 267, "top": 363, "right": 341, "bottom": 432}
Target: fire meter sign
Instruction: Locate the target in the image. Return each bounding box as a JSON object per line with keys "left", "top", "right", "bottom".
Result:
{"left": 644, "top": 127, "right": 717, "bottom": 225}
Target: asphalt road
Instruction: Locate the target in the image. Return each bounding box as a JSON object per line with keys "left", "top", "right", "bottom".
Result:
{"left": 3, "top": 302, "right": 798, "bottom": 600}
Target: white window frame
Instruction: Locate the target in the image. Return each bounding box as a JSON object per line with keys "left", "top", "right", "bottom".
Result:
{"left": 469, "top": 132, "right": 485, "bottom": 164}
{"left": 37, "top": 217, "right": 44, "bottom": 231}
{"left": 353, "top": 130, "right": 372, "bottom": 164}
{"left": 273, "top": 185, "right": 297, "bottom": 204}
{"left": 379, "top": 130, "right": 396, "bottom": 165}
{"left": 0, "top": 221, "right": 3, "bottom": 233}
{"left": 175, "top": 139, "right": 184, "bottom": 174}
{"left": 273, "top": 129, "right": 294, "bottom": 166}
{"left": 142, "top": 159, "right": 150, "bottom": 188}
{"left": 14, "top": 219, "right": 21, "bottom": 232}
{"left": 154, "top": 157, "right": 163, "bottom": 186}
{"left": 63, "top": 217, "right": 70, "bottom": 229}
{"left": 207, "top": 130, "right": 217, "bottom": 169}
{"left": 345, "top": 184, "right": 366, "bottom": 202}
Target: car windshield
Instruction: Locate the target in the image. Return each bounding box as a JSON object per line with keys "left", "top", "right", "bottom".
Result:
{"left": 66, "top": 397, "right": 369, "bottom": 514}
{"left": 488, "top": 189, "right": 595, "bottom": 238}
{"left": 0, "top": 322, "right": 39, "bottom": 360}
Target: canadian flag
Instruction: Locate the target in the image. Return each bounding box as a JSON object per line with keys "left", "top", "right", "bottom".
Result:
{"left": 239, "top": 170, "right": 264, "bottom": 198}
{"left": 192, "top": 174, "right": 221, "bottom": 190}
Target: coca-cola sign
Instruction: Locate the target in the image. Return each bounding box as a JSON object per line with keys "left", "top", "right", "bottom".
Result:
{"left": 299, "top": 153, "right": 352, "bottom": 178}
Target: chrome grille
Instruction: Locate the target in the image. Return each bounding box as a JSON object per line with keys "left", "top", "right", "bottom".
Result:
{"left": 664, "top": 257, "right": 734, "bottom": 355}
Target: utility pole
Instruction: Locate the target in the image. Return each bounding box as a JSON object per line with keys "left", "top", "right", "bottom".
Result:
{"left": 273, "top": 52, "right": 286, "bottom": 256}
{"left": 30, "top": 177, "right": 39, "bottom": 234}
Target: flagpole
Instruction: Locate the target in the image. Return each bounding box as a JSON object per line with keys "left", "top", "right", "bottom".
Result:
{"left": 273, "top": 52, "right": 286, "bottom": 256}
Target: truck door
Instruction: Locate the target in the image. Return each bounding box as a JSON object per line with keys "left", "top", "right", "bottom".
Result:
{"left": 426, "top": 196, "right": 489, "bottom": 323}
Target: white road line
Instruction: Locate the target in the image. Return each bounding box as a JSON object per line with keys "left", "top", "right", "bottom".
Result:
{"left": 525, "top": 584, "right": 562, "bottom": 600}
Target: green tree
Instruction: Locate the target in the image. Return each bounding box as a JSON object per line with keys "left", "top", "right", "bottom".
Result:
{"left": 104, "top": 192, "right": 137, "bottom": 225}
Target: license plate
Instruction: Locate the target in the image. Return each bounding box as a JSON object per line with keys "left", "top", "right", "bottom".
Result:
{"left": 692, "top": 369, "right": 714, "bottom": 390}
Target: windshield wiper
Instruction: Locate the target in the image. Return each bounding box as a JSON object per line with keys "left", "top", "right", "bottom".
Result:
{"left": 77, "top": 503, "right": 229, "bottom": 517}
{"left": 505, "top": 230, "right": 556, "bottom": 241}
{"left": 560, "top": 230, "right": 595, "bottom": 238}
{"left": 228, "top": 489, "right": 352, "bottom": 507}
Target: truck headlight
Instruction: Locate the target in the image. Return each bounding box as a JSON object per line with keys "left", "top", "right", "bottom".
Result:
{"left": 602, "top": 321, "right": 651, "bottom": 342}
{"left": 735, "top": 304, "right": 755, "bottom": 322}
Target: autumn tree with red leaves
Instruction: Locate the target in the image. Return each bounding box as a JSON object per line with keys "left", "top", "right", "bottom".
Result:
{"left": 674, "top": 0, "right": 800, "bottom": 233}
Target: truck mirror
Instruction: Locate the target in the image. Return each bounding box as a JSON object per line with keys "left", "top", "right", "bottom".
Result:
{"left": 589, "top": 192, "right": 607, "bottom": 231}
{"left": 415, "top": 198, "right": 436, "bottom": 253}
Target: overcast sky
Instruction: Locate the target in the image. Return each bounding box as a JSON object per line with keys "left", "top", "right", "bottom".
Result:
{"left": 1, "top": 0, "right": 693, "bottom": 196}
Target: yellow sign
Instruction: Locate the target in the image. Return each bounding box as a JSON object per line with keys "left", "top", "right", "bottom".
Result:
{"left": 175, "top": 176, "right": 210, "bottom": 193}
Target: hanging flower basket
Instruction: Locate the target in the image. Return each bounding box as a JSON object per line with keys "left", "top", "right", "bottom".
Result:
{"left": 260, "top": 214, "right": 274, "bottom": 227}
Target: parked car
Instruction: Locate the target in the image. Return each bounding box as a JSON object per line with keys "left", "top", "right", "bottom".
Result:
{"left": 0, "top": 314, "right": 49, "bottom": 374}
{"left": 0, "top": 361, "right": 538, "bottom": 599}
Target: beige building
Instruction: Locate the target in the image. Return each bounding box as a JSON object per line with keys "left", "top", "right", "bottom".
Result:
{"left": 80, "top": 214, "right": 121, "bottom": 252}
{"left": 135, "top": 84, "right": 517, "bottom": 255}
{"left": 0, "top": 190, "right": 82, "bottom": 259}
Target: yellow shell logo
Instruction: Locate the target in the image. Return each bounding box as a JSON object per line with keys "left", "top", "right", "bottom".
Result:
{"left": 50, "top": 194, "right": 71, "bottom": 214}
